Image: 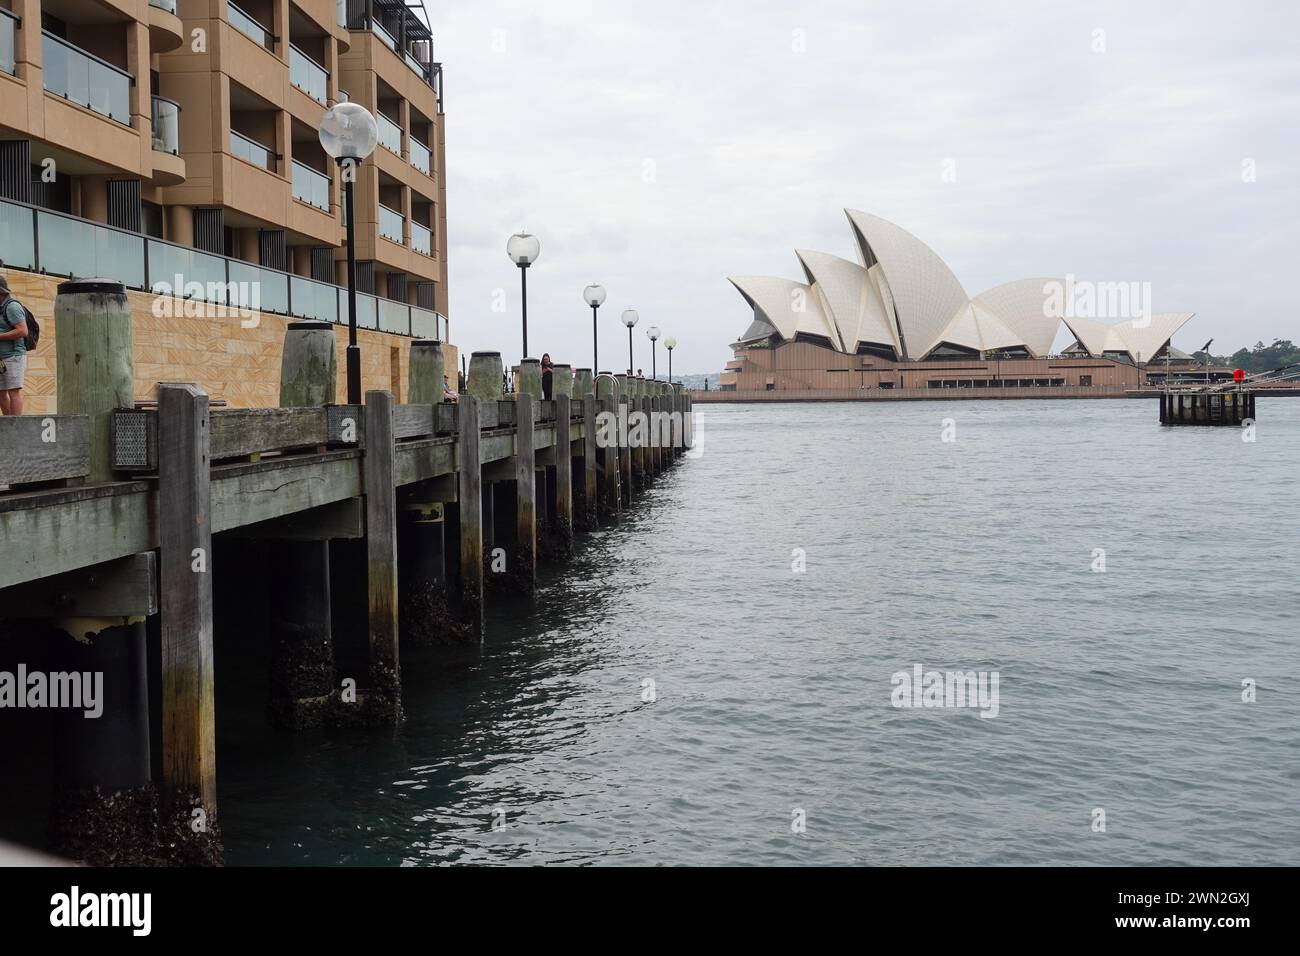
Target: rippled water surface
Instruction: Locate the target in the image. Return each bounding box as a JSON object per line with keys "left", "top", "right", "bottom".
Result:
{"left": 220, "top": 398, "right": 1300, "bottom": 865}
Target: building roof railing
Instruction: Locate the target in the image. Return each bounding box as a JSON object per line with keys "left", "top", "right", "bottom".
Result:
{"left": 0, "top": 197, "right": 447, "bottom": 342}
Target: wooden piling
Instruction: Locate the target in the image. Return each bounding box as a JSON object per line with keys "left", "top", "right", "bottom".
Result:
{"left": 580, "top": 392, "right": 599, "bottom": 529}
{"left": 279, "top": 321, "right": 337, "bottom": 408}
{"left": 157, "top": 383, "right": 217, "bottom": 821}
{"left": 518, "top": 358, "right": 543, "bottom": 399}
{"left": 596, "top": 374, "right": 621, "bottom": 520}
{"left": 515, "top": 391, "right": 537, "bottom": 592}
{"left": 456, "top": 395, "right": 484, "bottom": 637}
{"left": 553, "top": 393, "right": 574, "bottom": 553}
{"left": 363, "top": 390, "right": 401, "bottom": 719}
{"left": 468, "top": 351, "right": 503, "bottom": 402}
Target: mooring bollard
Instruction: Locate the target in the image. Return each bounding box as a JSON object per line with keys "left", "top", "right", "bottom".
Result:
{"left": 279, "top": 320, "right": 337, "bottom": 408}
{"left": 574, "top": 368, "right": 594, "bottom": 399}
{"left": 408, "top": 339, "right": 445, "bottom": 405}
{"left": 55, "top": 279, "right": 133, "bottom": 484}
{"left": 468, "top": 351, "right": 504, "bottom": 402}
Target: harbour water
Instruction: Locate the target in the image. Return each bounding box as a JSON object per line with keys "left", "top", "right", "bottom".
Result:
{"left": 220, "top": 398, "right": 1300, "bottom": 865}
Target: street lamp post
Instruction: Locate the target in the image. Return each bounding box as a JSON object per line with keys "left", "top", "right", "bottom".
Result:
{"left": 621, "top": 309, "right": 639, "bottom": 375}
{"left": 319, "top": 102, "right": 379, "bottom": 404}
{"left": 583, "top": 283, "right": 606, "bottom": 372}
{"left": 646, "top": 325, "right": 660, "bottom": 379}
{"left": 664, "top": 335, "right": 677, "bottom": 384}
{"left": 507, "top": 232, "right": 541, "bottom": 359}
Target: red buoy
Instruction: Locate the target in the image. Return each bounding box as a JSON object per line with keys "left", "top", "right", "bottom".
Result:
{"left": 1233, "top": 368, "right": 1246, "bottom": 382}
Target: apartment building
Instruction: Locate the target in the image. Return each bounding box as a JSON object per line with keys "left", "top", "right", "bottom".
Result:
{"left": 0, "top": 0, "right": 448, "bottom": 344}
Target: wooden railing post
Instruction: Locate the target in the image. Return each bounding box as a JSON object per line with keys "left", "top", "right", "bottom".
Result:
{"left": 514, "top": 390, "right": 536, "bottom": 592}
{"left": 456, "top": 395, "right": 484, "bottom": 638}
{"left": 552, "top": 393, "right": 573, "bottom": 554}
{"left": 157, "top": 383, "right": 218, "bottom": 837}
{"left": 364, "top": 390, "right": 401, "bottom": 721}
{"left": 580, "top": 392, "right": 599, "bottom": 529}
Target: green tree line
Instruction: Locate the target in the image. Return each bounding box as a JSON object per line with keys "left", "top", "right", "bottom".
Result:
{"left": 1192, "top": 339, "right": 1300, "bottom": 373}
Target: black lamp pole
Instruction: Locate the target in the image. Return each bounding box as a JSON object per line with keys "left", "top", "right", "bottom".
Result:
{"left": 651, "top": 341, "right": 657, "bottom": 380}
{"left": 668, "top": 348, "right": 673, "bottom": 384}
{"left": 627, "top": 325, "right": 634, "bottom": 375}
{"left": 592, "top": 304, "right": 599, "bottom": 371}
{"left": 342, "top": 158, "right": 361, "bottom": 404}
{"left": 519, "top": 263, "right": 530, "bottom": 358}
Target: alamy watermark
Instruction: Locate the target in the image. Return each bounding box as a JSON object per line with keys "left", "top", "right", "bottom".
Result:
{"left": 890, "top": 663, "right": 1000, "bottom": 718}
{"left": 0, "top": 665, "right": 102, "bottom": 718}
{"left": 1042, "top": 275, "right": 1153, "bottom": 326}
{"left": 150, "top": 274, "right": 262, "bottom": 327}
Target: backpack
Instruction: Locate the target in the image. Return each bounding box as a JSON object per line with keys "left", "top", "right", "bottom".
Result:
{"left": 1, "top": 296, "right": 37, "bottom": 352}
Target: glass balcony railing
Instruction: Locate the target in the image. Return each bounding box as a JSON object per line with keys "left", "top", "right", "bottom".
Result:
{"left": 0, "top": 197, "right": 447, "bottom": 339}
{"left": 1, "top": 8, "right": 17, "bottom": 77}
{"left": 409, "top": 138, "right": 431, "bottom": 176}
{"left": 149, "top": 0, "right": 178, "bottom": 14}
{"left": 336, "top": 0, "right": 346, "bottom": 29}
{"left": 151, "top": 96, "right": 181, "bottom": 154}
{"left": 377, "top": 112, "right": 402, "bottom": 155}
{"left": 291, "top": 160, "right": 331, "bottom": 211}
{"left": 378, "top": 204, "right": 404, "bottom": 244}
{"left": 228, "top": 1, "right": 272, "bottom": 49}
{"left": 371, "top": 19, "right": 397, "bottom": 51}
{"left": 42, "top": 32, "right": 132, "bottom": 125}
{"left": 411, "top": 221, "right": 432, "bottom": 257}
{"left": 289, "top": 44, "right": 327, "bottom": 104}
{"left": 231, "top": 130, "right": 274, "bottom": 170}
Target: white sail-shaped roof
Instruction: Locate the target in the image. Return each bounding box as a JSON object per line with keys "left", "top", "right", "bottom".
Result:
{"left": 1061, "top": 312, "right": 1194, "bottom": 363}
{"left": 970, "top": 278, "right": 1064, "bottom": 358}
{"left": 727, "top": 276, "right": 840, "bottom": 347}
{"left": 728, "top": 213, "right": 1193, "bottom": 365}
{"left": 794, "top": 249, "right": 901, "bottom": 357}
{"left": 844, "top": 210, "right": 970, "bottom": 360}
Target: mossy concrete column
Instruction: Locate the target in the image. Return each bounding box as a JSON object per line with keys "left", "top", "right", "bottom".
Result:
{"left": 279, "top": 320, "right": 337, "bottom": 408}
{"left": 468, "top": 351, "right": 504, "bottom": 402}
{"left": 518, "top": 358, "right": 542, "bottom": 400}
{"left": 270, "top": 320, "right": 338, "bottom": 729}
{"left": 55, "top": 279, "right": 133, "bottom": 483}
{"left": 408, "top": 339, "right": 445, "bottom": 405}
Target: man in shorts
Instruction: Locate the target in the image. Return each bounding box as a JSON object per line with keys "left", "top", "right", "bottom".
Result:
{"left": 0, "top": 274, "right": 29, "bottom": 415}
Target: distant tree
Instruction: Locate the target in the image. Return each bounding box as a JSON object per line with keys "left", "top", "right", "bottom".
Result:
{"left": 1201, "top": 339, "right": 1300, "bottom": 374}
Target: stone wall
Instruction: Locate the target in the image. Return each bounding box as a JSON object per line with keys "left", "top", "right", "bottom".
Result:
{"left": 3, "top": 271, "right": 458, "bottom": 414}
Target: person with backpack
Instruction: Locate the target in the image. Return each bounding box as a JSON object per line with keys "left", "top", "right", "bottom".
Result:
{"left": 0, "top": 273, "right": 35, "bottom": 416}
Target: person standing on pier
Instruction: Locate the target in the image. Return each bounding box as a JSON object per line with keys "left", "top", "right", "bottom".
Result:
{"left": 541, "top": 352, "right": 554, "bottom": 399}
{"left": 0, "top": 274, "right": 30, "bottom": 416}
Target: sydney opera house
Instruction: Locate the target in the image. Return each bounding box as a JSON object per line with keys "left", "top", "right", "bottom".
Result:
{"left": 719, "top": 211, "right": 1206, "bottom": 396}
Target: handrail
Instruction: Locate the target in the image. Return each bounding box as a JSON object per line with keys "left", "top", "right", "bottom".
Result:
{"left": 0, "top": 196, "right": 447, "bottom": 337}
{"left": 0, "top": 6, "right": 20, "bottom": 23}
{"left": 42, "top": 30, "right": 133, "bottom": 82}
{"left": 288, "top": 41, "right": 327, "bottom": 73}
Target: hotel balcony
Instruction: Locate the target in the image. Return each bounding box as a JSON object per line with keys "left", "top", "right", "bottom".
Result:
{"left": 0, "top": 195, "right": 446, "bottom": 339}
{"left": 146, "top": 0, "right": 184, "bottom": 54}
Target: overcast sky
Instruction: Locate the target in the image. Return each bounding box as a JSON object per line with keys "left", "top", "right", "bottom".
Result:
{"left": 433, "top": 0, "right": 1299, "bottom": 374}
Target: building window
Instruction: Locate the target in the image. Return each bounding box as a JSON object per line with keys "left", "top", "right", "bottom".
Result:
{"left": 1079, "top": 375, "right": 1092, "bottom": 386}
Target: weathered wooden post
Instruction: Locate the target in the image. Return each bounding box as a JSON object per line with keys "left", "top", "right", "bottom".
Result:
{"left": 573, "top": 368, "right": 594, "bottom": 399}
{"left": 513, "top": 391, "right": 537, "bottom": 592}
{"left": 551, "top": 393, "right": 574, "bottom": 554}
{"left": 263, "top": 321, "right": 339, "bottom": 729}
{"left": 596, "top": 373, "right": 621, "bottom": 521}
{"left": 456, "top": 395, "right": 484, "bottom": 638}
{"left": 580, "top": 391, "right": 599, "bottom": 529}
{"left": 158, "top": 381, "right": 221, "bottom": 862}
{"left": 364, "top": 389, "right": 401, "bottom": 722}
{"left": 468, "top": 351, "right": 504, "bottom": 402}
{"left": 408, "top": 339, "right": 445, "bottom": 405}
{"left": 55, "top": 279, "right": 133, "bottom": 482}
{"left": 614, "top": 373, "right": 633, "bottom": 505}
